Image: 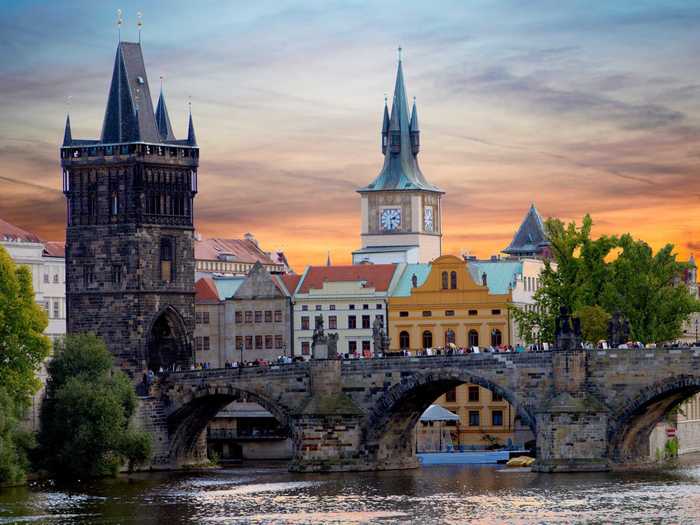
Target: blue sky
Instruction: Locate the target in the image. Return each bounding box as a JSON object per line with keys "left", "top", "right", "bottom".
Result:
{"left": 2, "top": 1, "right": 700, "bottom": 267}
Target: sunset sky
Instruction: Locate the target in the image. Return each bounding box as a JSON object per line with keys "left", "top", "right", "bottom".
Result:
{"left": 1, "top": 1, "right": 699, "bottom": 271}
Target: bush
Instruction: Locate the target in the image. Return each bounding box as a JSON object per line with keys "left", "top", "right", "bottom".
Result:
{"left": 39, "top": 334, "right": 152, "bottom": 478}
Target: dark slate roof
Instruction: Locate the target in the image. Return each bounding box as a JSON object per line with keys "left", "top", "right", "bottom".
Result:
{"left": 359, "top": 58, "right": 441, "bottom": 193}
{"left": 100, "top": 42, "right": 161, "bottom": 143}
{"left": 63, "top": 114, "right": 72, "bottom": 146}
{"left": 503, "top": 204, "right": 550, "bottom": 256}
{"left": 154, "top": 89, "right": 175, "bottom": 141}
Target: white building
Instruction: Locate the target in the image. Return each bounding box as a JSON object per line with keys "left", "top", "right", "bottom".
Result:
{"left": 292, "top": 264, "right": 403, "bottom": 357}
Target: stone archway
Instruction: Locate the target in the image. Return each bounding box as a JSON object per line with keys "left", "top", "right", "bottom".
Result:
{"left": 362, "top": 370, "right": 535, "bottom": 469}
{"left": 608, "top": 375, "right": 700, "bottom": 463}
{"left": 147, "top": 305, "right": 190, "bottom": 372}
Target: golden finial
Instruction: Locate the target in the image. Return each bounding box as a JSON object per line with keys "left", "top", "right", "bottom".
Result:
{"left": 137, "top": 11, "right": 143, "bottom": 43}
{"left": 398, "top": 46, "right": 402, "bottom": 62}
{"left": 116, "top": 9, "right": 123, "bottom": 41}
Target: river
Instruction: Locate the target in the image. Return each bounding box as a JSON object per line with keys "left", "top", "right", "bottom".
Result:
{"left": 2, "top": 460, "right": 700, "bottom": 524}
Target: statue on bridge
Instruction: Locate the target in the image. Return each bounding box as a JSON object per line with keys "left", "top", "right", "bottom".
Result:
{"left": 555, "top": 306, "right": 582, "bottom": 351}
{"left": 372, "top": 316, "right": 391, "bottom": 355}
{"left": 607, "top": 311, "right": 631, "bottom": 349}
{"left": 312, "top": 315, "right": 338, "bottom": 359}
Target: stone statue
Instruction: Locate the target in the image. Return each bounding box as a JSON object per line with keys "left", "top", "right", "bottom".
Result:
{"left": 482, "top": 273, "right": 488, "bottom": 287}
{"left": 372, "top": 316, "right": 390, "bottom": 355}
{"left": 312, "top": 315, "right": 324, "bottom": 343}
{"left": 327, "top": 333, "right": 339, "bottom": 359}
{"left": 555, "top": 306, "right": 582, "bottom": 351}
{"left": 411, "top": 273, "right": 418, "bottom": 288}
{"left": 608, "top": 311, "right": 631, "bottom": 348}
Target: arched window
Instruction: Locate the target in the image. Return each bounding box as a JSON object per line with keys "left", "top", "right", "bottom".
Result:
{"left": 399, "top": 331, "right": 410, "bottom": 350}
{"left": 111, "top": 192, "right": 118, "bottom": 215}
{"left": 445, "top": 329, "right": 456, "bottom": 345}
{"left": 422, "top": 330, "right": 433, "bottom": 349}
{"left": 450, "top": 271, "right": 457, "bottom": 289}
{"left": 491, "top": 329, "right": 502, "bottom": 347}
{"left": 441, "top": 271, "right": 448, "bottom": 290}
{"left": 468, "top": 329, "right": 479, "bottom": 347}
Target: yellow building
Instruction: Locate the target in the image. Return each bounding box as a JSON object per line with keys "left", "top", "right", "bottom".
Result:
{"left": 389, "top": 255, "right": 531, "bottom": 448}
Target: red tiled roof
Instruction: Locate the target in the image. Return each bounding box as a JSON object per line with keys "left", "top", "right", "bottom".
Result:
{"left": 0, "top": 218, "right": 41, "bottom": 243}
{"left": 297, "top": 264, "right": 397, "bottom": 294}
{"left": 278, "top": 273, "right": 301, "bottom": 295}
{"left": 195, "top": 276, "right": 220, "bottom": 304}
{"left": 43, "top": 241, "right": 65, "bottom": 258}
{"left": 195, "top": 237, "right": 276, "bottom": 265}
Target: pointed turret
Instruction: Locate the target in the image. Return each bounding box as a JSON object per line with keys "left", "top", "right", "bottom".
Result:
{"left": 381, "top": 98, "right": 390, "bottom": 154}
{"left": 503, "top": 204, "right": 551, "bottom": 258}
{"left": 63, "top": 114, "right": 72, "bottom": 146}
{"left": 409, "top": 97, "right": 419, "bottom": 155}
{"left": 154, "top": 86, "right": 175, "bottom": 141}
{"left": 187, "top": 110, "right": 197, "bottom": 146}
{"left": 326, "top": 251, "right": 332, "bottom": 267}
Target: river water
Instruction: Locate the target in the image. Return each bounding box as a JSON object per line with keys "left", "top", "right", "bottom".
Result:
{"left": 2, "top": 461, "right": 700, "bottom": 524}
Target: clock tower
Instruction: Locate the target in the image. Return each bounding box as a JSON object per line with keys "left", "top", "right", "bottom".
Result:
{"left": 352, "top": 51, "right": 443, "bottom": 264}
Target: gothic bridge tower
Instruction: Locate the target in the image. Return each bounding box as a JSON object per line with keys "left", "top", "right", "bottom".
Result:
{"left": 353, "top": 50, "right": 444, "bottom": 264}
{"left": 60, "top": 41, "right": 199, "bottom": 376}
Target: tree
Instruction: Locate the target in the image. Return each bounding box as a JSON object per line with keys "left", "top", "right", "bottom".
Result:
{"left": 39, "top": 334, "right": 152, "bottom": 478}
{"left": 0, "top": 245, "right": 50, "bottom": 484}
{"left": 512, "top": 215, "right": 700, "bottom": 345}
{"left": 575, "top": 305, "right": 611, "bottom": 345}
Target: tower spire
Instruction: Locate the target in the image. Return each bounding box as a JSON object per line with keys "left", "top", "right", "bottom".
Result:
{"left": 187, "top": 100, "right": 197, "bottom": 146}
{"left": 154, "top": 76, "right": 175, "bottom": 141}
{"left": 63, "top": 114, "right": 72, "bottom": 146}
{"left": 381, "top": 95, "right": 390, "bottom": 154}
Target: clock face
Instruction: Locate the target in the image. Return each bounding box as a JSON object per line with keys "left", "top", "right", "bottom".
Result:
{"left": 380, "top": 208, "right": 401, "bottom": 231}
{"left": 424, "top": 206, "right": 434, "bottom": 232}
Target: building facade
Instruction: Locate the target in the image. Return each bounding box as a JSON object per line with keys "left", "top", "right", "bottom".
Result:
{"left": 353, "top": 53, "right": 443, "bottom": 265}
{"left": 292, "top": 264, "right": 401, "bottom": 357}
{"left": 61, "top": 40, "right": 198, "bottom": 376}
{"left": 195, "top": 233, "right": 289, "bottom": 278}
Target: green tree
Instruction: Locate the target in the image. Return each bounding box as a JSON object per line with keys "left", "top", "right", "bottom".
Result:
{"left": 39, "top": 334, "right": 152, "bottom": 478}
{"left": 0, "top": 245, "right": 50, "bottom": 484}
{"left": 512, "top": 215, "right": 700, "bottom": 345}
{"left": 575, "top": 305, "right": 611, "bottom": 344}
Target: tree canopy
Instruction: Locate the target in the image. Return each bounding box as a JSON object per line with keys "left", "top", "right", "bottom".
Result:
{"left": 512, "top": 215, "right": 700, "bottom": 345}
{"left": 39, "top": 334, "right": 152, "bottom": 478}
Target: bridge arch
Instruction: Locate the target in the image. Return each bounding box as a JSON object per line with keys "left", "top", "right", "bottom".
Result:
{"left": 608, "top": 374, "right": 700, "bottom": 463}
{"left": 362, "top": 369, "right": 536, "bottom": 467}
{"left": 165, "top": 383, "right": 292, "bottom": 464}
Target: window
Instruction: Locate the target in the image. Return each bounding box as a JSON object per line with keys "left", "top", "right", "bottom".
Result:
{"left": 348, "top": 315, "right": 356, "bottom": 329}
{"left": 111, "top": 265, "right": 122, "bottom": 285}
{"left": 315, "top": 305, "right": 322, "bottom": 311}
{"left": 445, "top": 388, "right": 457, "bottom": 403}
{"left": 202, "top": 312, "right": 209, "bottom": 324}
{"left": 301, "top": 342, "right": 310, "bottom": 355}
{"left": 399, "top": 331, "right": 410, "bottom": 349}
{"left": 468, "top": 386, "right": 480, "bottom": 402}
{"left": 160, "top": 238, "right": 174, "bottom": 283}
{"left": 362, "top": 341, "right": 371, "bottom": 353}
{"left": 422, "top": 330, "right": 433, "bottom": 349}
{"left": 363, "top": 304, "right": 369, "bottom": 310}
{"left": 445, "top": 310, "right": 455, "bottom": 317}
{"left": 376, "top": 304, "right": 383, "bottom": 310}
{"left": 265, "top": 335, "right": 273, "bottom": 349}
{"left": 195, "top": 337, "right": 203, "bottom": 352}
{"left": 83, "top": 265, "right": 95, "bottom": 287}
{"left": 53, "top": 273, "right": 59, "bottom": 284}
{"left": 362, "top": 315, "right": 370, "bottom": 329}
{"left": 245, "top": 311, "right": 253, "bottom": 323}
{"left": 469, "top": 411, "right": 480, "bottom": 427}
{"left": 44, "top": 273, "right": 49, "bottom": 283}
{"left": 235, "top": 311, "right": 243, "bottom": 323}
{"left": 328, "top": 316, "right": 337, "bottom": 329}
{"left": 53, "top": 301, "right": 60, "bottom": 320}
{"left": 441, "top": 271, "right": 448, "bottom": 289}
{"left": 255, "top": 335, "right": 263, "bottom": 349}
{"left": 422, "top": 311, "right": 432, "bottom": 317}
{"left": 255, "top": 311, "right": 262, "bottom": 323}
{"left": 491, "top": 309, "right": 501, "bottom": 315}
{"left": 468, "top": 329, "right": 479, "bottom": 347}
{"left": 399, "top": 311, "right": 409, "bottom": 317}
{"left": 111, "top": 192, "right": 118, "bottom": 215}
{"left": 203, "top": 337, "right": 210, "bottom": 352}
{"left": 302, "top": 305, "right": 308, "bottom": 311}
{"left": 274, "top": 310, "right": 282, "bottom": 322}
{"left": 349, "top": 304, "right": 355, "bottom": 310}
{"left": 245, "top": 336, "right": 253, "bottom": 349}
{"left": 265, "top": 310, "right": 272, "bottom": 323}
{"left": 450, "top": 271, "right": 457, "bottom": 289}
{"left": 468, "top": 310, "right": 478, "bottom": 316}
{"left": 491, "top": 329, "right": 502, "bottom": 347}
{"left": 301, "top": 316, "right": 310, "bottom": 330}
{"left": 329, "top": 305, "right": 336, "bottom": 311}
{"left": 492, "top": 391, "right": 503, "bottom": 402}
{"left": 348, "top": 341, "right": 357, "bottom": 354}
{"left": 445, "top": 329, "right": 456, "bottom": 345}
{"left": 196, "top": 311, "right": 202, "bottom": 324}
{"left": 275, "top": 335, "right": 283, "bottom": 349}
{"left": 492, "top": 410, "right": 504, "bottom": 427}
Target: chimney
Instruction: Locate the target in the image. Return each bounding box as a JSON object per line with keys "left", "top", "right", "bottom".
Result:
{"left": 244, "top": 232, "right": 258, "bottom": 246}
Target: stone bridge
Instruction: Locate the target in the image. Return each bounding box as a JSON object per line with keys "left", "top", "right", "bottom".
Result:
{"left": 137, "top": 348, "right": 700, "bottom": 473}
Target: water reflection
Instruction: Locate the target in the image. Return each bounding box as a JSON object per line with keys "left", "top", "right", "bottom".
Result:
{"left": 2, "top": 463, "right": 700, "bottom": 524}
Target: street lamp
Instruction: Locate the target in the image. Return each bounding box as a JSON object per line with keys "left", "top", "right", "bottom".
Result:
{"left": 238, "top": 342, "right": 244, "bottom": 367}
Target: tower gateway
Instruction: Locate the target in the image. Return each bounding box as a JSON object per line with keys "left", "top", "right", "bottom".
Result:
{"left": 60, "top": 41, "right": 199, "bottom": 376}
{"left": 353, "top": 51, "right": 443, "bottom": 264}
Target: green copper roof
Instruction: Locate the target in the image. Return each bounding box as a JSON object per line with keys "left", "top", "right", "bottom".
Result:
{"left": 391, "top": 263, "right": 431, "bottom": 296}
{"left": 212, "top": 276, "right": 246, "bottom": 300}
{"left": 468, "top": 261, "right": 522, "bottom": 294}
{"left": 359, "top": 57, "right": 441, "bottom": 193}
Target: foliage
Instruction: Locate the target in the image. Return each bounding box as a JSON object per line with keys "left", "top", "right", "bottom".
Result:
{"left": 511, "top": 215, "right": 700, "bottom": 345}
{"left": 575, "top": 305, "right": 611, "bottom": 345}
{"left": 39, "top": 334, "right": 152, "bottom": 478}
{"left": 0, "top": 246, "right": 49, "bottom": 484}
{"left": 665, "top": 437, "right": 679, "bottom": 459}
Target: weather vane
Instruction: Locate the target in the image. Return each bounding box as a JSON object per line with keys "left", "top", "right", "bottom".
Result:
{"left": 116, "top": 9, "right": 123, "bottom": 42}
{"left": 137, "top": 12, "right": 143, "bottom": 43}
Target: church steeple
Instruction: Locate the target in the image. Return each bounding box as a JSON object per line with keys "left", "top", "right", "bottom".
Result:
{"left": 381, "top": 98, "right": 390, "bottom": 154}
{"left": 63, "top": 114, "right": 72, "bottom": 146}
{"left": 154, "top": 82, "right": 175, "bottom": 141}
{"left": 409, "top": 97, "right": 419, "bottom": 155}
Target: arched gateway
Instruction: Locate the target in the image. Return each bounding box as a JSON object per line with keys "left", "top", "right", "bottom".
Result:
{"left": 147, "top": 306, "right": 191, "bottom": 372}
